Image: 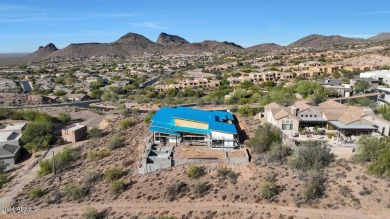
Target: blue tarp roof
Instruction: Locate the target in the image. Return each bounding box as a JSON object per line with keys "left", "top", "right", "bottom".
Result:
{"left": 149, "top": 126, "right": 180, "bottom": 136}
{"left": 149, "top": 106, "right": 237, "bottom": 134}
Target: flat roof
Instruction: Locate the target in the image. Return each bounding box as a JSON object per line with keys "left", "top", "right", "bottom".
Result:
{"left": 0, "top": 123, "right": 26, "bottom": 132}
{"left": 150, "top": 106, "right": 237, "bottom": 134}
{"left": 0, "top": 131, "right": 21, "bottom": 141}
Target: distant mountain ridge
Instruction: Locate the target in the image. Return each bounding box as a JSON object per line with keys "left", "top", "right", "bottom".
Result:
{"left": 246, "top": 43, "right": 284, "bottom": 52}
{"left": 2, "top": 31, "right": 389, "bottom": 65}
{"left": 288, "top": 34, "right": 366, "bottom": 48}
{"left": 369, "top": 32, "right": 390, "bottom": 42}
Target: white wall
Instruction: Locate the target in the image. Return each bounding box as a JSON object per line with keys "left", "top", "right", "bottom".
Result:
{"left": 211, "top": 131, "right": 234, "bottom": 140}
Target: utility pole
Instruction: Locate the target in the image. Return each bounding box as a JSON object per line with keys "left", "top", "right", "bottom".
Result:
{"left": 52, "top": 151, "right": 56, "bottom": 175}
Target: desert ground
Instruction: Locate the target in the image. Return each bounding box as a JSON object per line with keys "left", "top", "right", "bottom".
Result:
{"left": 1, "top": 114, "right": 390, "bottom": 219}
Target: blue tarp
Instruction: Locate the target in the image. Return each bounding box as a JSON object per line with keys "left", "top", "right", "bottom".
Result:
{"left": 149, "top": 106, "right": 237, "bottom": 134}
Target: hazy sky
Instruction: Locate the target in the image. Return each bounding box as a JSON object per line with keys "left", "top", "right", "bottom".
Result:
{"left": 1, "top": 0, "right": 390, "bottom": 53}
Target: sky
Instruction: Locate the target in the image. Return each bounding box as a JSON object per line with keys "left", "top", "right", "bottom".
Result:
{"left": 1, "top": 0, "right": 390, "bottom": 53}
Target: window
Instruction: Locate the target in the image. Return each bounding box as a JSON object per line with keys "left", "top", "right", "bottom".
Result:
{"left": 282, "top": 124, "right": 293, "bottom": 130}
{"left": 310, "top": 115, "right": 312, "bottom": 117}
{"left": 314, "top": 115, "right": 317, "bottom": 117}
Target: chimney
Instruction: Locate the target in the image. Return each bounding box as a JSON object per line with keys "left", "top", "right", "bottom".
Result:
{"left": 291, "top": 106, "right": 298, "bottom": 116}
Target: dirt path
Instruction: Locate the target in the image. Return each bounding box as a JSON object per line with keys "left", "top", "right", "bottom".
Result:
{"left": 3, "top": 200, "right": 389, "bottom": 219}
{"left": 0, "top": 142, "right": 85, "bottom": 209}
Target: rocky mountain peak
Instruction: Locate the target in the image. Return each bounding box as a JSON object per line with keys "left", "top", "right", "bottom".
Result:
{"left": 38, "top": 43, "right": 58, "bottom": 51}
{"left": 156, "top": 32, "right": 189, "bottom": 46}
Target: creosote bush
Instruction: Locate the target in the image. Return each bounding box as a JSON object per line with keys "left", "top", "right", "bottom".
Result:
{"left": 88, "top": 127, "right": 103, "bottom": 139}
{"left": 82, "top": 169, "right": 101, "bottom": 186}
{"left": 194, "top": 182, "right": 211, "bottom": 197}
{"left": 217, "top": 167, "right": 238, "bottom": 184}
{"left": 120, "top": 119, "right": 135, "bottom": 130}
{"left": 186, "top": 165, "right": 205, "bottom": 179}
{"left": 106, "top": 134, "right": 124, "bottom": 150}
{"left": 260, "top": 178, "right": 278, "bottom": 200}
{"left": 301, "top": 170, "right": 326, "bottom": 201}
{"left": 63, "top": 182, "right": 88, "bottom": 200}
{"left": 87, "top": 150, "right": 110, "bottom": 161}
{"left": 81, "top": 206, "right": 99, "bottom": 219}
{"left": 28, "top": 187, "right": 45, "bottom": 198}
{"left": 109, "top": 179, "right": 125, "bottom": 195}
{"left": 104, "top": 168, "right": 125, "bottom": 182}
{"left": 166, "top": 182, "right": 188, "bottom": 201}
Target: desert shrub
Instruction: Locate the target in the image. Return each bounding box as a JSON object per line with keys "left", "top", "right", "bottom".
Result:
{"left": 186, "top": 165, "right": 205, "bottom": 179}
{"left": 0, "top": 174, "right": 8, "bottom": 189}
{"left": 354, "top": 135, "right": 390, "bottom": 177}
{"left": 166, "top": 182, "right": 188, "bottom": 201}
{"left": 87, "top": 150, "right": 110, "bottom": 161}
{"left": 63, "top": 182, "right": 88, "bottom": 200}
{"left": 248, "top": 123, "right": 282, "bottom": 153}
{"left": 81, "top": 206, "right": 99, "bottom": 219}
{"left": 88, "top": 127, "right": 102, "bottom": 139}
{"left": 266, "top": 143, "right": 292, "bottom": 164}
{"left": 109, "top": 179, "right": 125, "bottom": 195}
{"left": 28, "top": 187, "right": 45, "bottom": 198}
{"left": 301, "top": 170, "right": 326, "bottom": 201}
{"left": 288, "top": 141, "right": 334, "bottom": 172}
{"left": 38, "top": 146, "right": 80, "bottom": 176}
{"left": 106, "top": 135, "right": 123, "bottom": 150}
{"left": 260, "top": 178, "right": 278, "bottom": 200}
{"left": 0, "top": 161, "right": 7, "bottom": 173}
{"left": 159, "top": 216, "right": 176, "bottom": 219}
{"left": 104, "top": 168, "right": 125, "bottom": 182}
{"left": 217, "top": 167, "right": 238, "bottom": 184}
{"left": 194, "top": 182, "right": 211, "bottom": 197}
{"left": 82, "top": 169, "right": 101, "bottom": 186}
{"left": 57, "top": 112, "right": 71, "bottom": 123}
{"left": 120, "top": 119, "right": 135, "bottom": 130}
{"left": 144, "top": 111, "right": 156, "bottom": 123}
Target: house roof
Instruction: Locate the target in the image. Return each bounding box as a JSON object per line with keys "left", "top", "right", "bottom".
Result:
{"left": 150, "top": 106, "right": 237, "bottom": 134}
{"left": 328, "top": 121, "right": 376, "bottom": 130}
{"left": 293, "top": 100, "right": 311, "bottom": 112}
{"left": 0, "top": 123, "right": 26, "bottom": 132}
{"left": 264, "top": 102, "right": 282, "bottom": 111}
{"left": 0, "top": 144, "right": 20, "bottom": 157}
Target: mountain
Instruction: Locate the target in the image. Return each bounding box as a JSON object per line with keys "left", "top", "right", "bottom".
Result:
{"left": 156, "top": 32, "right": 189, "bottom": 46}
{"left": 16, "top": 32, "right": 243, "bottom": 60}
{"left": 369, "top": 32, "right": 390, "bottom": 42}
{"left": 20, "top": 43, "right": 58, "bottom": 61}
{"left": 246, "top": 43, "right": 284, "bottom": 52}
{"left": 288, "top": 34, "right": 366, "bottom": 48}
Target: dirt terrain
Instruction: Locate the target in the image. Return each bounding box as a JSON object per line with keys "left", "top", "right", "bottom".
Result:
{"left": 2, "top": 116, "right": 390, "bottom": 219}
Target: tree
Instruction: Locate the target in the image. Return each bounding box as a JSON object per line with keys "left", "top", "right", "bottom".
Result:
{"left": 248, "top": 124, "right": 282, "bottom": 153}
{"left": 377, "top": 104, "right": 390, "bottom": 120}
{"left": 294, "top": 81, "right": 323, "bottom": 98}
{"left": 21, "top": 122, "right": 54, "bottom": 153}
{"left": 354, "top": 81, "right": 370, "bottom": 93}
